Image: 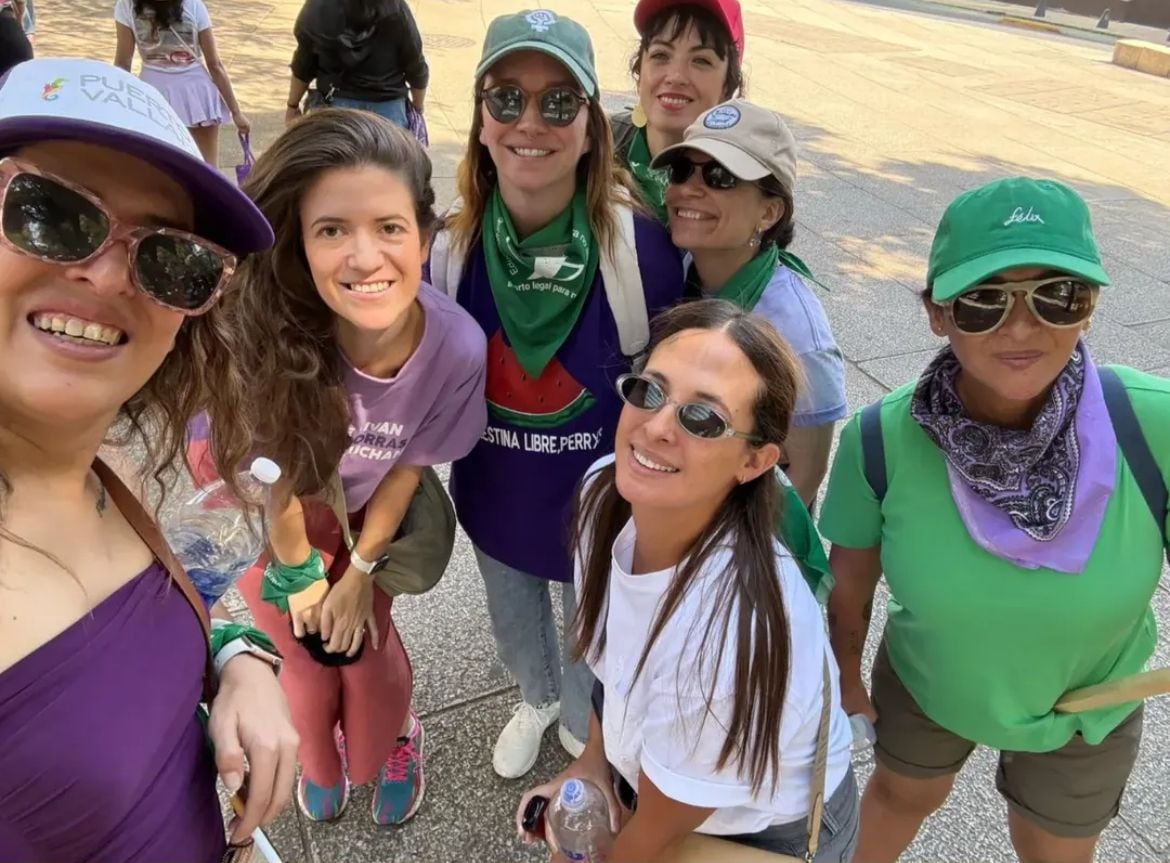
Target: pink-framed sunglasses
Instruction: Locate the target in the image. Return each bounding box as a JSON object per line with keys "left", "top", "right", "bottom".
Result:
{"left": 0, "top": 157, "right": 237, "bottom": 315}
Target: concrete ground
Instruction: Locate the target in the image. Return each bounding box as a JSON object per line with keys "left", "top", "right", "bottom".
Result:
{"left": 36, "top": 0, "right": 1170, "bottom": 859}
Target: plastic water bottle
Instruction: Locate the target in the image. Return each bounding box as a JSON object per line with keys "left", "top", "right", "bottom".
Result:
{"left": 546, "top": 778, "right": 614, "bottom": 863}
{"left": 165, "top": 457, "right": 282, "bottom": 608}
{"left": 850, "top": 713, "right": 877, "bottom": 754}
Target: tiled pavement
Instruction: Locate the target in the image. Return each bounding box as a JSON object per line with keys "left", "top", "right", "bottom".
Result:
{"left": 38, "top": 0, "right": 1170, "bottom": 859}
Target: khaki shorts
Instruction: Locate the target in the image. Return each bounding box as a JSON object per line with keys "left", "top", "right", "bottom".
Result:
{"left": 871, "top": 639, "right": 1143, "bottom": 838}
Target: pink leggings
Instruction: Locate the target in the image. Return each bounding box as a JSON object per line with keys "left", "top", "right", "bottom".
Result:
{"left": 190, "top": 442, "right": 413, "bottom": 787}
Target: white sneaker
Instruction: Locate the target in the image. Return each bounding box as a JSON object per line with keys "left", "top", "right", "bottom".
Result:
{"left": 558, "top": 724, "right": 586, "bottom": 759}
{"left": 493, "top": 700, "right": 560, "bottom": 779}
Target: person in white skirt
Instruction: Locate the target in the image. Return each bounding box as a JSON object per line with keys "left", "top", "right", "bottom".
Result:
{"left": 114, "top": 0, "right": 249, "bottom": 166}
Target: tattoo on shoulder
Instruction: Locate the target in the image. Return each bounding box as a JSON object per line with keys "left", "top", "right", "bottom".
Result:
{"left": 96, "top": 482, "right": 107, "bottom": 517}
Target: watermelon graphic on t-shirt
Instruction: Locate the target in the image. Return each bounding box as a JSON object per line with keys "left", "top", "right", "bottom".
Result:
{"left": 485, "top": 329, "right": 594, "bottom": 428}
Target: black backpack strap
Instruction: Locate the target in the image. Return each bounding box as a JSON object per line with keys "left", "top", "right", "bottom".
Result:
{"left": 860, "top": 401, "right": 888, "bottom": 504}
{"left": 1099, "top": 366, "right": 1168, "bottom": 546}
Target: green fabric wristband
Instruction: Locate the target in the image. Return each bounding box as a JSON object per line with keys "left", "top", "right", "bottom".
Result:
{"left": 260, "top": 548, "right": 327, "bottom": 613}
{"left": 209, "top": 622, "right": 280, "bottom": 658}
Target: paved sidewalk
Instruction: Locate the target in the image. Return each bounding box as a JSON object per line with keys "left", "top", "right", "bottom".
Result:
{"left": 854, "top": 0, "right": 1170, "bottom": 43}
{"left": 37, "top": 0, "right": 1170, "bottom": 860}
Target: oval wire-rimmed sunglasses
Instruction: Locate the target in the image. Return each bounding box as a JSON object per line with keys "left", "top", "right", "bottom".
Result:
{"left": 945, "top": 277, "right": 1099, "bottom": 335}
{"left": 616, "top": 372, "right": 762, "bottom": 442}
{"left": 0, "top": 157, "right": 236, "bottom": 316}
{"left": 478, "top": 84, "right": 589, "bottom": 127}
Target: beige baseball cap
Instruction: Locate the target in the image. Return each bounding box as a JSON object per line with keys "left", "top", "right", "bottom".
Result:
{"left": 651, "top": 99, "right": 797, "bottom": 192}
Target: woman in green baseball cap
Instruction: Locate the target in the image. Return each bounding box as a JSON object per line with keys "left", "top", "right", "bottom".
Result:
{"left": 426, "top": 10, "right": 684, "bottom": 780}
{"left": 820, "top": 177, "right": 1168, "bottom": 862}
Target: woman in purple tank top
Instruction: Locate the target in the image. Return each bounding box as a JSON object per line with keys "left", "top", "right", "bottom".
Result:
{"left": 0, "top": 58, "right": 298, "bottom": 862}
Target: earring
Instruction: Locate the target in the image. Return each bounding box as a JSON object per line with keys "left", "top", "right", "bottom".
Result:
{"left": 631, "top": 101, "right": 647, "bottom": 128}
{"left": 1084, "top": 317, "right": 1093, "bottom": 333}
{"left": 748, "top": 230, "right": 761, "bottom": 249}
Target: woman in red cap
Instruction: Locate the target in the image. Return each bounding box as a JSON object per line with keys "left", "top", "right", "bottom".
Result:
{"left": 612, "top": 0, "right": 745, "bottom": 224}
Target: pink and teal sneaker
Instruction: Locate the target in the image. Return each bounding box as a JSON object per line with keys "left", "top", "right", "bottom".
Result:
{"left": 297, "top": 726, "right": 350, "bottom": 822}
{"left": 372, "top": 712, "right": 426, "bottom": 826}
{"left": 297, "top": 773, "right": 350, "bottom": 822}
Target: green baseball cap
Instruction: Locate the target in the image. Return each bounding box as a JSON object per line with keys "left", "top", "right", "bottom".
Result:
{"left": 928, "top": 177, "right": 1111, "bottom": 303}
{"left": 475, "top": 10, "right": 598, "bottom": 97}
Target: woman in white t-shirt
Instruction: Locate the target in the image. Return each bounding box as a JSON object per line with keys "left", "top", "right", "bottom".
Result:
{"left": 114, "top": 0, "right": 249, "bottom": 166}
{"left": 517, "top": 299, "right": 858, "bottom": 861}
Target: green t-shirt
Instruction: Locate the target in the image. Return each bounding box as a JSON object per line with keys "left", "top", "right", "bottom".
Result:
{"left": 819, "top": 365, "right": 1169, "bottom": 753}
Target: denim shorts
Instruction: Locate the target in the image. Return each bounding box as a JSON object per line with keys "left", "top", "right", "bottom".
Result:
{"left": 328, "top": 95, "right": 408, "bottom": 129}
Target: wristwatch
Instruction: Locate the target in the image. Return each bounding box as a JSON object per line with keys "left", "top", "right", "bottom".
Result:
{"left": 348, "top": 547, "right": 386, "bottom": 576}
{"left": 211, "top": 620, "right": 283, "bottom": 677}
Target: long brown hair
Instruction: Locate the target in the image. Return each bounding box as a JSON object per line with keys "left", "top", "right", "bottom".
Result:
{"left": 447, "top": 65, "right": 639, "bottom": 258}
{"left": 572, "top": 299, "right": 801, "bottom": 795}
{"left": 206, "top": 109, "right": 437, "bottom": 498}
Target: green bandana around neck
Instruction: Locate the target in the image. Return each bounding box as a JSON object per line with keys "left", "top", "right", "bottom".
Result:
{"left": 688, "top": 245, "right": 830, "bottom": 310}
{"left": 626, "top": 127, "right": 669, "bottom": 224}
{"left": 482, "top": 187, "right": 600, "bottom": 378}
{"left": 704, "top": 245, "right": 780, "bottom": 312}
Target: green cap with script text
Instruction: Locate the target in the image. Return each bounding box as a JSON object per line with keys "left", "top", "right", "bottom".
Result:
{"left": 928, "top": 177, "right": 1110, "bottom": 302}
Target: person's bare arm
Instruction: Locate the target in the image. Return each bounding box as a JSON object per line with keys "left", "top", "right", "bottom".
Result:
{"left": 198, "top": 26, "right": 249, "bottom": 133}
{"left": 827, "top": 543, "right": 882, "bottom": 720}
{"left": 286, "top": 75, "right": 309, "bottom": 124}
{"left": 114, "top": 22, "right": 136, "bottom": 71}
{"left": 784, "top": 422, "right": 835, "bottom": 507}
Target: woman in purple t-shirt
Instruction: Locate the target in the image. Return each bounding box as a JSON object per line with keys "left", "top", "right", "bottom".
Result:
{"left": 0, "top": 58, "right": 297, "bottom": 861}
{"left": 201, "top": 109, "right": 487, "bottom": 827}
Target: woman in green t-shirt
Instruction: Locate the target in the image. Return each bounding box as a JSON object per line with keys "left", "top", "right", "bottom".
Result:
{"left": 820, "top": 177, "right": 1168, "bottom": 863}
{"left": 610, "top": 0, "right": 744, "bottom": 224}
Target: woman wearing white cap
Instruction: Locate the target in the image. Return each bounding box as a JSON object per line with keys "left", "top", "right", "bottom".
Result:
{"left": 653, "top": 99, "right": 847, "bottom": 507}
{"left": 0, "top": 58, "right": 296, "bottom": 861}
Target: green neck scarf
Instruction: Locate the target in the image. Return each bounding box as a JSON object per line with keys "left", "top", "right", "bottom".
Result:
{"left": 688, "top": 246, "right": 828, "bottom": 310}
{"left": 626, "top": 126, "right": 669, "bottom": 224}
{"left": 483, "top": 187, "right": 600, "bottom": 378}
{"left": 691, "top": 245, "right": 780, "bottom": 312}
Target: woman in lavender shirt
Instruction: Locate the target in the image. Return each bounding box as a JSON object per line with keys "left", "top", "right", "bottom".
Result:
{"left": 0, "top": 58, "right": 297, "bottom": 861}
{"left": 196, "top": 109, "right": 487, "bottom": 827}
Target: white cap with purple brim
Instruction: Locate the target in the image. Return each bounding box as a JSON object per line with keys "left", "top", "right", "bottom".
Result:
{"left": 0, "top": 58, "right": 273, "bottom": 256}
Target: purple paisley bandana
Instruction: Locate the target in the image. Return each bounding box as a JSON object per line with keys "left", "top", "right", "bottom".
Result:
{"left": 911, "top": 343, "right": 1087, "bottom": 542}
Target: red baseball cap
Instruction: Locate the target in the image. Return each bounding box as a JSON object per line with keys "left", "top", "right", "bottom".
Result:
{"left": 633, "top": 0, "right": 745, "bottom": 58}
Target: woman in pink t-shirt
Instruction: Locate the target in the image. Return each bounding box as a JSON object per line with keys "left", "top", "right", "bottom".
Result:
{"left": 193, "top": 108, "right": 486, "bottom": 828}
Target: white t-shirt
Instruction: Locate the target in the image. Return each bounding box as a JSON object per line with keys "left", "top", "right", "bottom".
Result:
{"left": 575, "top": 461, "right": 853, "bottom": 836}
{"left": 114, "top": 0, "right": 211, "bottom": 71}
